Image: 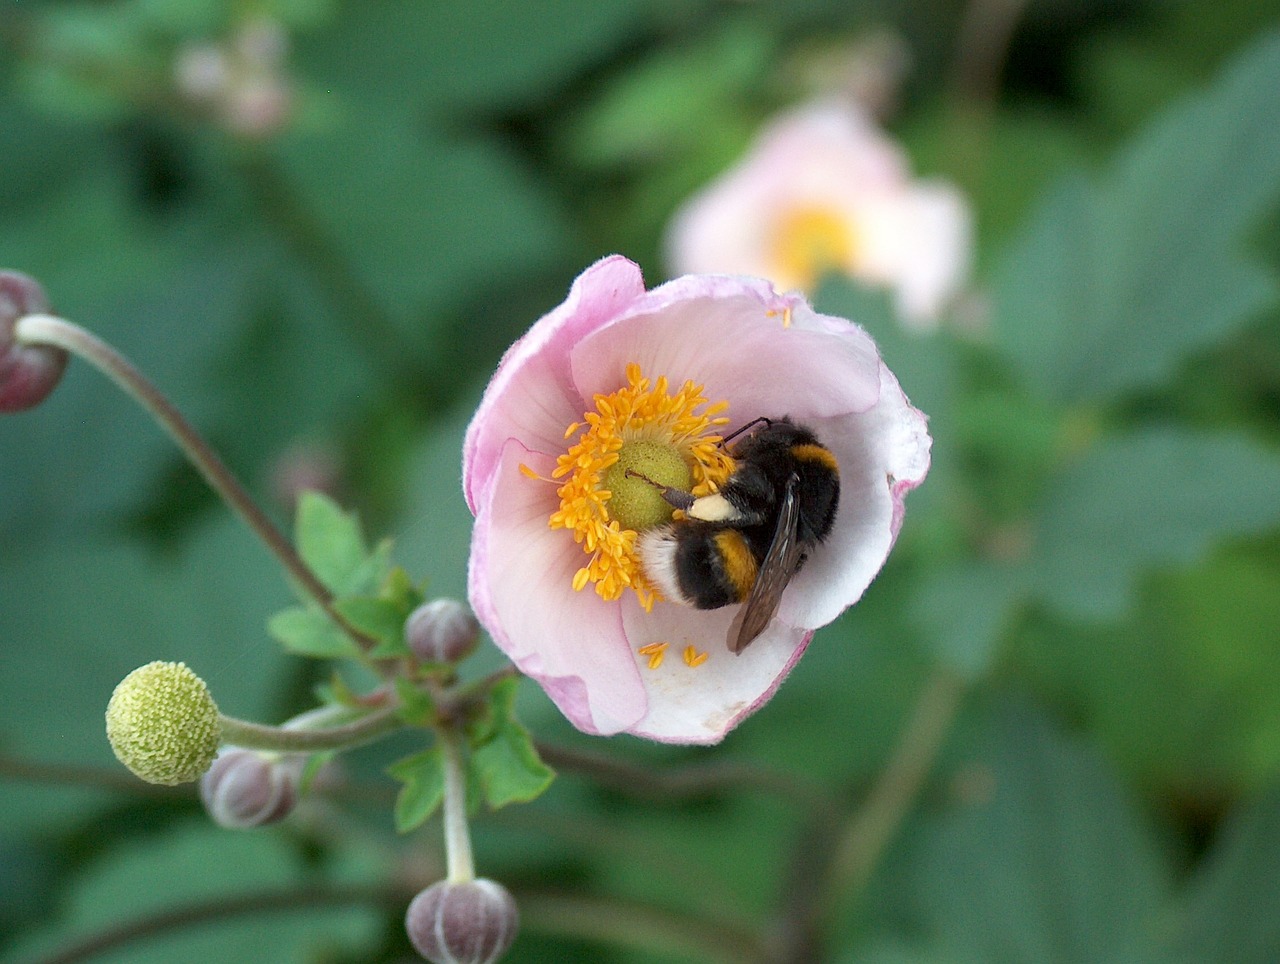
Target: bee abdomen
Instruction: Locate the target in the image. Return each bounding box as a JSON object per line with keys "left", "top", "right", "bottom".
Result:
{"left": 638, "top": 525, "right": 758, "bottom": 610}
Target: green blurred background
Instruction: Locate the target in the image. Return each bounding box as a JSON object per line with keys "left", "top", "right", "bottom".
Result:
{"left": 4, "top": 0, "right": 1280, "bottom": 961}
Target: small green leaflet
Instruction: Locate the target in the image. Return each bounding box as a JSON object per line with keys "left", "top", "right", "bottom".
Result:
{"left": 468, "top": 677, "right": 554, "bottom": 809}
{"left": 387, "top": 747, "right": 446, "bottom": 833}
{"left": 268, "top": 605, "right": 361, "bottom": 659}
{"left": 295, "top": 491, "right": 391, "bottom": 596}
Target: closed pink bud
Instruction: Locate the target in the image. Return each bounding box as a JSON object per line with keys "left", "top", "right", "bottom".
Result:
{"left": 0, "top": 271, "right": 67, "bottom": 413}
{"left": 200, "top": 748, "right": 300, "bottom": 829}
{"left": 405, "top": 599, "right": 480, "bottom": 665}
{"left": 405, "top": 879, "right": 519, "bottom": 964}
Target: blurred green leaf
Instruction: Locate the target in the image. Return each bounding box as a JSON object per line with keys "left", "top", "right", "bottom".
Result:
{"left": 5, "top": 823, "right": 379, "bottom": 963}
{"left": 900, "top": 694, "right": 1172, "bottom": 964}
{"left": 1166, "top": 782, "right": 1280, "bottom": 963}
{"left": 1025, "top": 429, "right": 1280, "bottom": 618}
{"left": 558, "top": 21, "right": 771, "bottom": 170}
{"left": 267, "top": 604, "right": 359, "bottom": 659}
{"left": 994, "top": 31, "right": 1280, "bottom": 404}
{"left": 469, "top": 678, "right": 554, "bottom": 810}
{"left": 334, "top": 597, "right": 408, "bottom": 658}
{"left": 388, "top": 746, "right": 445, "bottom": 833}
{"left": 269, "top": 107, "right": 570, "bottom": 334}
{"left": 913, "top": 562, "right": 1021, "bottom": 680}
{"left": 1016, "top": 545, "right": 1280, "bottom": 794}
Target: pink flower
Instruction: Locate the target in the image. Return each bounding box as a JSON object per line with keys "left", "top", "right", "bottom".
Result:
{"left": 665, "top": 99, "right": 972, "bottom": 329}
{"left": 464, "top": 257, "right": 929, "bottom": 744}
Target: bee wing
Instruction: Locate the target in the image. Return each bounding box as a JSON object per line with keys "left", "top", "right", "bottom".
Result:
{"left": 728, "top": 473, "right": 806, "bottom": 654}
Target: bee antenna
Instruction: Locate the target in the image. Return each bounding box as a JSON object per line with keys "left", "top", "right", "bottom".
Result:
{"left": 721, "top": 416, "right": 773, "bottom": 446}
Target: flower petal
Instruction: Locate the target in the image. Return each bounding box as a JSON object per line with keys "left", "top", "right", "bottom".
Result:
{"left": 468, "top": 438, "right": 648, "bottom": 735}
{"left": 618, "top": 597, "right": 812, "bottom": 744}
{"left": 569, "top": 276, "right": 883, "bottom": 428}
{"left": 463, "top": 255, "right": 646, "bottom": 512}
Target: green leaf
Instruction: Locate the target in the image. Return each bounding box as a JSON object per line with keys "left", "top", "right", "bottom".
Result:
{"left": 993, "top": 32, "right": 1280, "bottom": 404}
{"left": 267, "top": 605, "right": 360, "bottom": 659}
{"left": 913, "top": 562, "right": 1021, "bottom": 680}
{"left": 900, "top": 694, "right": 1172, "bottom": 964}
{"left": 334, "top": 596, "right": 408, "bottom": 658}
{"left": 294, "top": 491, "right": 383, "bottom": 596}
{"left": 469, "top": 678, "right": 554, "bottom": 810}
{"left": 1025, "top": 429, "right": 1280, "bottom": 618}
{"left": 387, "top": 747, "right": 446, "bottom": 833}
{"left": 1166, "top": 782, "right": 1280, "bottom": 963}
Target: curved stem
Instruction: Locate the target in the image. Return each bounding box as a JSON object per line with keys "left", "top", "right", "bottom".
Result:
{"left": 438, "top": 725, "right": 475, "bottom": 883}
{"left": 31, "top": 883, "right": 415, "bottom": 964}
{"left": 518, "top": 891, "right": 767, "bottom": 964}
{"left": 535, "top": 740, "right": 834, "bottom": 813}
{"left": 819, "top": 668, "right": 965, "bottom": 929}
{"left": 13, "top": 313, "right": 377, "bottom": 654}
{"left": 218, "top": 704, "right": 402, "bottom": 754}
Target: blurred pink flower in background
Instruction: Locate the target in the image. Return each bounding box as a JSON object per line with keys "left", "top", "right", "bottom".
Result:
{"left": 463, "top": 256, "right": 930, "bottom": 744}
{"left": 665, "top": 99, "right": 972, "bottom": 329}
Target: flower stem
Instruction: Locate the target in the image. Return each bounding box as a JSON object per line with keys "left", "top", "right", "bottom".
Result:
{"left": 438, "top": 725, "right": 475, "bottom": 883}
{"left": 12, "top": 313, "right": 376, "bottom": 653}
{"left": 218, "top": 704, "right": 403, "bottom": 754}
{"left": 819, "top": 668, "right": 964, "bottom": 928}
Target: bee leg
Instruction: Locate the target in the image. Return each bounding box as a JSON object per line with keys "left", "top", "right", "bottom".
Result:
{"left": 624, "top": 469, "right": 696, "bottom": 511}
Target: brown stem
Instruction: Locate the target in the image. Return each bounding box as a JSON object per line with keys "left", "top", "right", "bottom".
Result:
{"left": 818, "top": 668, "right": 965, "bottom": 932}
{"left": 30, "top": 883, "right": 415, "bottom": 964}
{"left": 13, "top": 314, "right": 378, "bottom": 654}
{"left": 535, "top": 740, "right": 834, "bottom": 813}
{"left": 519, "top": 890, "right": 768, "bottom": 964}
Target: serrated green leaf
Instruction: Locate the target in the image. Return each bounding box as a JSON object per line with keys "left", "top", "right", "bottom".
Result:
{"left": 267, "top": 605, "right": 360, "bottom": 659}
{"left": 294, "top": 491, "right": 384, "bottom": 596}
{"left": 387, "top": 747, "right": 445, "bottom": 833}
{"left": 469, "top": 678, "right": 554, "bottom": 809}
{"left": 901, "top": 695, "right": 1172, "bottom": 964}
{"left": 334, "top": 596, "right": 408, "bottom": 658}
{"left": 1166, "top": 782, "right": 1280, "bottom": 963}
{"left": 1025, "top": 429, "right": 1280, "bottom": 618}
{"left": 994, "top": 32, "right": 1280, "bottom": 403}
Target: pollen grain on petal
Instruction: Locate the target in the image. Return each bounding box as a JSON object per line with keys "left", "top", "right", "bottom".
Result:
{"left": 683, "top": 645, "right": 709, "bottom": 668}
{"left": 638, "top": 641, "right": 669, "bottom": 670}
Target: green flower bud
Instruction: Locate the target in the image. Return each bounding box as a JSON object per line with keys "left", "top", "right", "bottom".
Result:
{"left": 405, "top": 879, "right": 519, "bottom": 964}
{"left": 105, "top": 661, "right": 221, "bottom": 785}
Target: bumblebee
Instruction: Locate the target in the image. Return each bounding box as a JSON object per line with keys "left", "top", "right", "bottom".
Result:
{"left": 635, "top": 417, "right": 840, "bottom": 654}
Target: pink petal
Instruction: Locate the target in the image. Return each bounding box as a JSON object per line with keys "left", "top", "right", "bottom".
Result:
{"left": 569, "top": 277, "right": 883, "bottom": 427}
{"left": 468, "top": 439, "right": 648, "bottom": 735}
{"left": 463, "top": 256, "right": 646, "bottom": 512}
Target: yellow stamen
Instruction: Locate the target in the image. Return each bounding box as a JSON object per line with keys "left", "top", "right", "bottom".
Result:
{"left": 542, "top": 364, "right": 735, "bottom": 608}
{"left": 639, "top": 641, "right": 669, "bottom": 670}
{"left": 683, "top": 645, "right": 708, "bottom": 668}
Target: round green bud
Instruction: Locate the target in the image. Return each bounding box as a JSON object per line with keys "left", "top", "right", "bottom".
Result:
{"left": 603, "top": 440, "right": 693, "bottom": 533}
{"left": 105, "top": 661, "right": 221, "bottom": 786}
